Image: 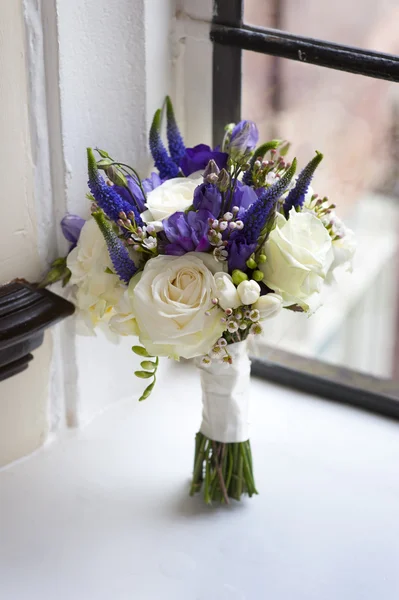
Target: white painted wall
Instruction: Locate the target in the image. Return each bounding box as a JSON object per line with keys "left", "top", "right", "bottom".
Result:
{"left": 0, "top": 0, "right": 52, "bottom": 467}
{"left": 0, "top": 0, "right": 214, "bottom": 466}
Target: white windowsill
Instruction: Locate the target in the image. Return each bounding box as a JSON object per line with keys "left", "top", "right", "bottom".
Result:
{"left": 1, "top": 361, "right": 399, "bottom": 599}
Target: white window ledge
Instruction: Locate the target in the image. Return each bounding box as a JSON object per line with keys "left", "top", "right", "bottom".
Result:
{"left": 1, "top": 361, "right": 399, "bottom": 599}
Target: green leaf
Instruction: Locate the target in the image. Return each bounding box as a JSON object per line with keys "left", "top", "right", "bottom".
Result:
{"left": 140, "top": 360, "right": 156, "bottom": 371}
{"left": 139, "top": 379, "right": 156, "bottom": 401}
{"left": 134, "top": 370, "right": 153, "bottom": 379}
{"left": 105, "top": 267, "right": 115, "bottom": 275}
{"left": 132, "top": 345, "right": 151, "bottom": 357}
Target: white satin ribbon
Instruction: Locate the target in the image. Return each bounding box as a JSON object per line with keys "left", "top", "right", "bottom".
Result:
{"left": 195, "top": 341, "right": 251, "bottom": 443}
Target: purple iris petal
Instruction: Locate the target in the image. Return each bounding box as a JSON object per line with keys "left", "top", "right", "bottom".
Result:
{"left": 193, "top": 183, "right": 222, "bottom": 217}
{"left": 163, "top": 209, "right": 213, "bottom": 255}
{"left": 228, "top": 235, "right": 257, "bottom": 272}
{"left": 180, "top": 144, "right": 228, "bottom": 176}
{"left": 229, "top": 120, "right": 259, "bottom": 155}
{"left": 61, "top": 214, "right": 85, "bottom": 247}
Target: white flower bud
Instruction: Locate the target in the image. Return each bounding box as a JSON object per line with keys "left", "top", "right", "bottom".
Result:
{"left": 237, "top": 280, "right": 261, "bottom": 305}
{"left": 253, "top": 293, "right": 283, "bottom": 320}
{"left": 214, "top": 272, "right": 241, "bottom": 311}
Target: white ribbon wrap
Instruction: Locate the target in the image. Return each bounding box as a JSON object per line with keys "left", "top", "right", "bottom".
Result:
{"left": 195, "top": 341, "right": 251, "bottom": 443}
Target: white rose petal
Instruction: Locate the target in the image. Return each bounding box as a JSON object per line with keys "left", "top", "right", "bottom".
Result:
{"left": 214, "top": 273, "right": 241, "bottom": 310}
{"left": 130, "top": 254, "right": 225, "bottom": 359}
{"left": 143, "top": 176, "right": 203, "bottom": 225}
{"left": 253, "top": 293, "right": 283, "bottom": 320}
{"left": 237, "top": 280, "right": 261, "bottom": 305}
{"left": 260, "top": 209, "right": 333, "bottom": 312}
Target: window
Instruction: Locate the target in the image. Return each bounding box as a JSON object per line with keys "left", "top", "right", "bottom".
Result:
{"left": 211, "top": 0, "right": 399, "bottom": 419}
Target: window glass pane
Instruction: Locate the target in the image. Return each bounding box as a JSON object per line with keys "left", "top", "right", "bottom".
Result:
{"left": 244, "top": 0, "right": 399, "bottom": 54}
{"left": 242, "top": 52, "right": 399, "bottom": 382}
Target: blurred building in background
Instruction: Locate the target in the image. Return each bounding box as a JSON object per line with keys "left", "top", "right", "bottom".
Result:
{"left": 243, "top": 0, "right": 399, "bottom": 380}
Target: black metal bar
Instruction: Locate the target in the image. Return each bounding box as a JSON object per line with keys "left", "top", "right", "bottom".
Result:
{"left": 0, "top": 280, "right": 75, "bottom": 382}
{"left": 212, "top": 0, "right": 243, "bottom": 147}
{"left": 213, "top": 0, "right": 243, "bottom": 27}
{"left": 211, "top": 24, "right": 399, "bottom": 83}
{"left": 251, "top": 349, "right": 399, "bottom": 421}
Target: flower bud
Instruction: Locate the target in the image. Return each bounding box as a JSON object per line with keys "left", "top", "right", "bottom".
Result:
{"left": 105, "top": 165, "right": 127, "bottom": 188}
{"left": 258, "top": 254, "right": 267, "bottom": 264}
{"left": 252, "top": 270, "right": 264, "bottom": 282}
{"left": 231, "top": 269, "right": 248, "bottom": 285}
{"left": 203, "top": 159, "right": 220, "bottom": 180}
{"left": 217, "top": 168, "right": 230, "bottom": 192}
{"left": 253, "top": 293, "right": 283, "bottom": 320}
{"left": 237, "top": 280, "right": 261, "bottom": 305}
{"left": 246, "top": 257, "right": 257, "bottom": 269}
{"left": 228, "top": 120, "right": 259, "bottom": 158}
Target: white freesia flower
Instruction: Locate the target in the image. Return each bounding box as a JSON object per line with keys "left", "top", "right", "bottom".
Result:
{"left": 130, "top": 253, "right": 225, "bottom": 359}
{"left": 214, "top": 273, "right": 241, "bottom": 310}
{"left": 260, "top": 209, "right": 334, "bottom": 312}
{"left": 237, "top": 280, "right": 261, "bottom": 305}
{"left": 67, "top": 218, "right": 128, "bottom": 334}
{"left": 109, "top": 289, "right": 140, "bottom": 336}
{"left": 141, "top": 176, "right": 203, "bottom": 227}
{"left": 328, "top": 214, "right": 356, "bottom": 273}
{"left": 253, "top": 293, "right": 283, "bottom": 320}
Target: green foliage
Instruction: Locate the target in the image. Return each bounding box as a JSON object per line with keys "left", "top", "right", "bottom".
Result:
{"left": 132, "top": 346, "right": 159, "bottom": 401}
{"left": 38, "top": 256, "right": 71, "bottom": 288}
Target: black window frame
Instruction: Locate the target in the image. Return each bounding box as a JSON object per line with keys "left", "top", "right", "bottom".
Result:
{"left": 212, "top": 0, "right": 399, "bottom": 420}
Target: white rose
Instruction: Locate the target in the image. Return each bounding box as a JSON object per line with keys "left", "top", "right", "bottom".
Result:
{"left": 237, "top": 280, "right": 261, "bottom": 305}
{"left": 67, "top": 218, "right": 127, "bottom": 333}
{"left": 214, "top": 273, "right": 241, "bottom": 310}
{"left": 141, "top": 176, "right": 203, "bottom": 227}
{"left": 260, "top": 209, "right": 334, "bottom": 312}
{"left": 130, "top": 252, "right": 225, "bottom": 359}
{"left": 253, "top": 293, "right": 283, "bottom": 320}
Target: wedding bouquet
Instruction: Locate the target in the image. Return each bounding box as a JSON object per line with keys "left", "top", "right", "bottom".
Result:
{"left": 45, "top": 98, "right": 355, "bottom": 504}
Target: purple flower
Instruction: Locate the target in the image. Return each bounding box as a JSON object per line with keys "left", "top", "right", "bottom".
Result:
{"left": 113, "top": 175, "right": 146, "bottom": 214}
{"left": 180, "top": 144, "right": 228, "bottom": 176}
{"left": 231, "top": 181, "right": 258, "bottom": 216}
{"left": 163, "top": 209, "right": 213, "bottom": 255}
{"left": 193, "top": 183, "right": 222, "bottom": 217}
{"left": 229, "top": 120, "right": 259, "bottom": 156}
{"left": 228, "top": 235, "right": 257, "bottom": 272}
{"left": 61, "top": 214, "right": 85, "bottom": 248}
{"left": 143, "top": 172, "right": 163, "bottom": 194}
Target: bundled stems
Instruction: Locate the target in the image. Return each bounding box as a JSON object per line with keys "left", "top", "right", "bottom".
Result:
{"left": 190, "top": 432, "right": 258, "bottom": 504}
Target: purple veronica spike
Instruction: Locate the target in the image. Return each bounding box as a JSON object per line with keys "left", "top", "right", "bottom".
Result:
{"left": 236, "top": 159, "right": 297, "bottom": 245}
{"left": 149, "top": 109, "right": 180, "bottom": 180}
{"left": 92, "top": 210, "right": 137, "bottom": 284}
{"left": 283, "top": 151, "right": 323, "bottom": 216}
{"left": 61, "top": 214, "right": 85, "bottom": 247}
{"left": 87, "top": 148, "right": 143, "bottom": 226}
{"left": 166, "top": 96, "right": 186, "bottom": 165}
